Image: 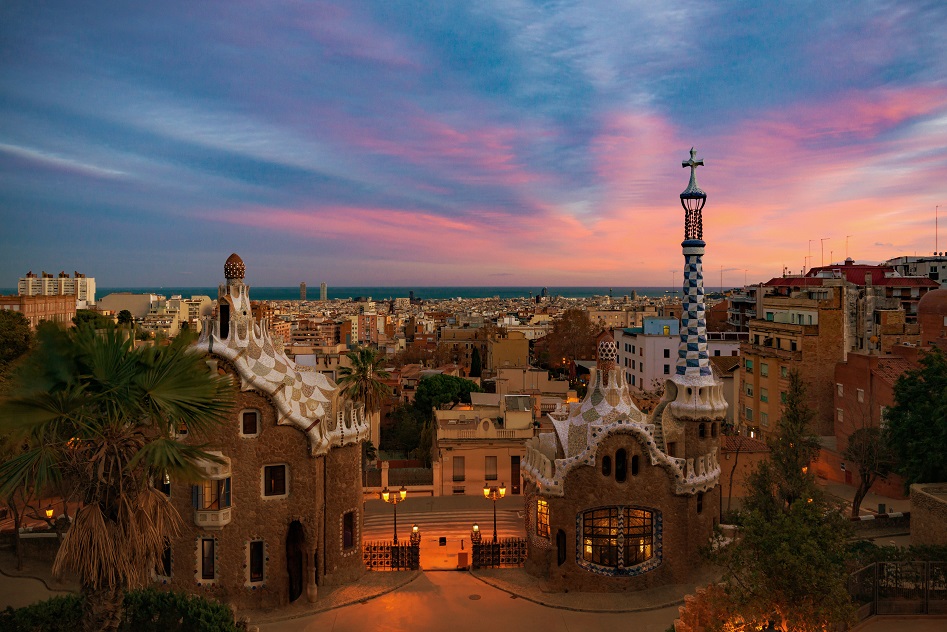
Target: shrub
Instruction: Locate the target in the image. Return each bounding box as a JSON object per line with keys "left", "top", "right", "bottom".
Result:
{"left": 0, "top": 589, "right": 241, "bottom": 632}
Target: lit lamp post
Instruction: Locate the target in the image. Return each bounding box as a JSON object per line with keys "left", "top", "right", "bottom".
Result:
{"left": 483, "top": 482, "right": 506, "bottom": 543}
{"left": 410, "top": 524, "right": 421, "bottom": 546}
{"left": 381, "top": 485, "right": 407, "bottom": 544}
{"left": 471, "top": 523, "right": 481, "bottom": 545}
{"left": 44, "top": 505, "right": 54, "bottom": 520}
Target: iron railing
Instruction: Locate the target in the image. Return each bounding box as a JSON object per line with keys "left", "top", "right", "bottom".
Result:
{"left": 363, "top": 541, "right": 420, "bottom": 571}
{"left": 471, "top": 538, "right": 528, "bottom": 569}
{"left": 847, "top": 561, "right": 947, "bottom": 620}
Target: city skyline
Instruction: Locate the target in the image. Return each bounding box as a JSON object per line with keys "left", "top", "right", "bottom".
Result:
{"left": 1, "top": 1, "right": 944, "bottom": 287}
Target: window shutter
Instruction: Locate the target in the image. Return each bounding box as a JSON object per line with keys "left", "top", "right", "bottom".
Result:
{"left": 191, "top": 485, "right": 199, "bottom": 508}
{"left": 223, "top": 478, "right": 231, "bottom": 507}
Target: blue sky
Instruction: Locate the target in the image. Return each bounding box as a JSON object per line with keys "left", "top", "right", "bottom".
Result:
{"left": 1, "top": 1, "right": 945, "bottom": 287}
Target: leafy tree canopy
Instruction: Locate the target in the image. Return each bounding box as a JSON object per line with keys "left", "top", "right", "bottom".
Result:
{"left": 709, "top": 370, "right": 853, "bottom": 631}
{"left": 0, "top": 309, "right": 32, "bottom": 367}
{"left": 543, "top": 308, "right": 597, "bottom": 365}
{"left": 885, "top": 349, "right": 947, "bottom": 486}
{"left": 412, "top": 373, "right": 483, "bottom": 419}
{"left": 72, "top": 309, "right": 113, "bottom": 330}
{"left": 117, "top": 309, "right": 134, "bottom": 326}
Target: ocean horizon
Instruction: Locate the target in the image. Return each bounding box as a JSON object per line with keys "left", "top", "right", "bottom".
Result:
{"left": 2, "top": 285, "right": 734, "bottom": 301}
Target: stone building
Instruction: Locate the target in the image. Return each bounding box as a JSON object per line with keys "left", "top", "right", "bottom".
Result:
{"left": 520, "top": 150, "right": 724, "bottom": 591}
{"left": 160, "top": 254, "right": 369, "bottom": 609}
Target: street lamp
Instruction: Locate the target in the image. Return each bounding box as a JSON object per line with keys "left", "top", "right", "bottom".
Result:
{"left": 410, "top": 524, "right": 421, "bottom": 546}
{"left": 381, "top": 485, "right": 407, "bottom": 544}
{"left": 471, "top": 523, "right": 481, "bottom": 545}
{"left": 44, "top": 505, "right": 54, "bottom": 520}
{"left": 483, "top": 482, "right": 506, "bottom": 543}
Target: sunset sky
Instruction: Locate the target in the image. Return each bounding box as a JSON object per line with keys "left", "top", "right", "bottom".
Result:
{"left": 1, "top": 1, "right": 944, "bottom": 287}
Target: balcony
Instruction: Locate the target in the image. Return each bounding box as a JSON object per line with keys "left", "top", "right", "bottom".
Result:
{"left": 194, "top": 507, "right": 232, "bottom": 530}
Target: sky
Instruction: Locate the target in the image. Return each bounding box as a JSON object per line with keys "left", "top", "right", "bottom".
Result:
{"left": 1, "top": 1, "right": 945, "bottom": 288}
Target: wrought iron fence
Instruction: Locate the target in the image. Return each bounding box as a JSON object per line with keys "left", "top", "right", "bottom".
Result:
{"left": 471, "top": 538, "right": 528, "bottom": 569}
{"left": 363, "top": 541, "right": 420, "bottom": 571}
{"left": 847, "top": 561, "right": 947, "bottom": 619}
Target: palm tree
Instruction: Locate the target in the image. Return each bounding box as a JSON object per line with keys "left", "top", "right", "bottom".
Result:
{"left": 337, "top": 347, "right": 392, "bottom": 414}
{"left": 337, "top": 347, "right": 391, "bottom": 453}
{"left": 0, "top": 324, "right": 233, "bottom": 632}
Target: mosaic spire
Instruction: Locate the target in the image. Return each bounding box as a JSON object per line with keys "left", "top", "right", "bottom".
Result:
{"left": 677, "top": 149, "right": 711, "bottom": 378}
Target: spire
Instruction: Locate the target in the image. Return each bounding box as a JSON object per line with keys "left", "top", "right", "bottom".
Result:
{"left": 677, "top": 149, "right": 711, "bottom": 379}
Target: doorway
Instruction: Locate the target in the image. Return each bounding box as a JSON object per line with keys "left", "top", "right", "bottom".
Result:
{"left": 286, "top": 520, "right": 306, "bottom": 602}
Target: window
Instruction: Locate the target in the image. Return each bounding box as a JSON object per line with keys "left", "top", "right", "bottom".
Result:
{"left": 698, "top": 423, "right": 706, "bottom": 438}
{"left": 452, "top": 456, "right": 465, "bottom": 482}
{"left": 745, "top": 359, "right": 753, "bottom": 373}
{"left": 760, "top": 363, "right": 769, "bottom": 377}
{"left": 556, "top": 530, "right": 567, "bottom": 566}
{"left": 714, "top": 349, "right": 720, "bottom": 356}
{"left": 837, "top": 408, "right": 843, "bottom": 422}
{"left": 857, "top": 389, "right": 864, "bottom": 403}
{"left": 760, "top": 388, "right": 768, "bottom": 403}
{"left": 601, "top": 455, "right": 611, "bottom": 476}
{"left": 780, "top": 391, "right": 787, "bottom": 404}
{"left": 193, "top": 478, "right": 231, "bottom": 510}
{"left": 663, "top": 325, "right": 670, "bottom": 336}
{"left": 780, "top": 366, "right": 788, "bottom": 378}
{"left": 485, "top": 456, "right": 497, "bottom": 481}
{"left": 156, "top": 538, "right": 172, "bottom": 578}
{"left": 200, "top": 538, "right": 215, "bottom": 580}
{"left": 663, "top": 348, "right": 670, "bottom": 358}
{"left": 263, "top": 465, "right": 288, "bottom": 498}
{"left": 766, "top": 312, "right": 774, "bottom": 321}
{"left": 241, "top": 410, "right": 260, "bottom": 436}
{"left": 582, "top": 507, "right": 654, "bottom": 569}
{"left": 697, "top": 493, "right": 704, "bottom": 514}
{"left": 710, "top": 423, "right": 717, "bottom": 438}
{"left": 343, "top": 511, "right": 355, "bottom": 549}
{"left": 745, "top": 383, "right": 754, "bottom": 397}
{"left": 836, "top": 383, "right": 843, "bottom": 397}
{"left": 536, "top": 499, "right": 550, "bottom": 538}
{"left": 631, "top": 455, "right": 639, "bottom": 476}
{"left": 615, "top": 449, "right": 627, "bottom": 482}
{"left": 663, "top": 364, "right": 670, "bottom": 375}
{"left": 249, "top": 541, "right": 264, "bottom": 583}
{"left": 666, "top": 442, "right": 677, "bottom": 457}
{"left": 745, "top": 408, "right": 753, "bottom": 422}
{"left": 761, "top": 412, "right": 769, "bottom": 426}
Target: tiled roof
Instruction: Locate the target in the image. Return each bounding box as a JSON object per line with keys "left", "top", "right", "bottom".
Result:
{"left": 709, "top": 355, "right": 740, "bottom": 373}
{"left": 872, "top": 356, "right": 914, "bottom": 386}
{"left": 722, "top": 436, "right": 770, "bottom": 453}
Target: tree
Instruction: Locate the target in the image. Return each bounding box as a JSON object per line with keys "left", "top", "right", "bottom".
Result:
{"left": 0, "top": 310, "right": 32, "bottom": 367}
{"left": 0, "top": 325, "right": 234, "bottom": 632}
{"left": 470, "top": 347, "right": 482, "bottom": 378}
{"left": 337, "top": 347, "right": 392, "bottom": 415}
{"left": 708, "top": 370, "right": 853, "bottom": 631}
{"left": 844, "top": 425, "right": 894, "bottom": 517}
{"left": 884, "top": 349, "right": 947, "bottom": 487}
{"left": 71, "top": 309, "right": 113, "bottom": 330}
{"left": 412, "top": 374, "right": 483, "bottom": 420}
{"left": 543, "top": 308, "right": 597, "bottom": 366}
{"left": 117, "top": 310, "right": 133, "bottom": 327}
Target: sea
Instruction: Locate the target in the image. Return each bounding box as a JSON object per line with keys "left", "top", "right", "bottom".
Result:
{"left": 1, "top": 286, "right": 726, "bottom": 301}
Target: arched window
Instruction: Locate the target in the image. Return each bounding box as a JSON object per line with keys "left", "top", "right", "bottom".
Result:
{"left": 536, "top": 499, "right": 550, "bottom": 538}
{"left": 631, "top": 455, "right": 639, "bottom": 476}
{"left": 615, "top": 449, "right": 627, "bottom": 482}
{"left": 711, "top": 422, "right": 718, "bottom": 438}
{"left": 698, "top": 423, "right": 706, "bottom": 438}
{"left": 601, "top": 455, "right": 611, "bottom": 476}
{"left": 581, "top": 507, "right": 654, "bottom": 569}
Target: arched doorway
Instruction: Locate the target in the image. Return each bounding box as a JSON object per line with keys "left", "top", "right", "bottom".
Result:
{"left": 286, "top": 521, "right": 306, "bottom": 603}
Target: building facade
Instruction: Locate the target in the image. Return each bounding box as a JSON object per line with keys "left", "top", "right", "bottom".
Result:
{"left": 160, "top": 254, "right": 369, "bottom": 609}
{"left": 18, "top": 270, "right": 96, "bottom": 308}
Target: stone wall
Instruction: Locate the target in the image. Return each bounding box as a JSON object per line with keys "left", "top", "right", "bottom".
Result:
{"left": 910, "top": 483, "right": 947, "bottom": 546}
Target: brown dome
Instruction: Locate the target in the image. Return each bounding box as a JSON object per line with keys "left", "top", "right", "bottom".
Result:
{"left": 224, "top": 253, "right": 245, "bottom": 280}
{"left": 918, "top": 288, "right": 947, "bottom": 316}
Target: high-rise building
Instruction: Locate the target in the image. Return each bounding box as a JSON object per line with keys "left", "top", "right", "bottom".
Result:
{"left": 18, "top": 270, "right": 96, "bottom": 308}
{"left": 300, "top": 282, "right": 306, "bottom": 300}
{"left": 320, "top": 282, "right": 327, "bottom": 301}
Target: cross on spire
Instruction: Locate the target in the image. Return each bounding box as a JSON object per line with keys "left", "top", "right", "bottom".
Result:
{"left": 682, "top": 147, "right": 704, "bottom": 192}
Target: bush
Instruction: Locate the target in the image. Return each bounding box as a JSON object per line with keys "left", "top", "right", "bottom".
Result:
{"left": 0, "top": 594, "right": 83, "bottom": 632}
{"left": 0, "top": 589, "right": 241, "bottom": 632}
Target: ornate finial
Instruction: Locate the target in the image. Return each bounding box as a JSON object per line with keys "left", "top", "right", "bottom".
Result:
{"left": 224, "top": 253, "right": 246, "bottom": 280}
{"left": 681, "top": 147, "right": 705, "bottom": 198}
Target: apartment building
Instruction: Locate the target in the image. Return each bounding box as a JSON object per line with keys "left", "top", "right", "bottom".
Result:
{"left": 18, "top": 270, "right": 96, "bottom": 308}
